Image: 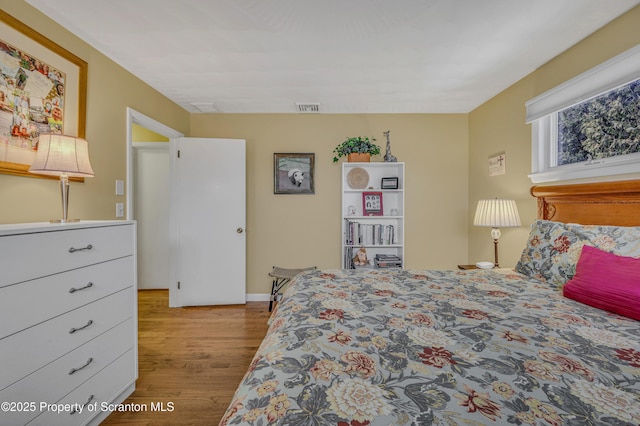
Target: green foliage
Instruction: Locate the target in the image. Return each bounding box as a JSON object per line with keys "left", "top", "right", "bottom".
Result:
{"left": 332, "top": 136, "right": 381, "bottom": 162}
{"left": 557, "top": 79, "right": 640, "bottom": 166}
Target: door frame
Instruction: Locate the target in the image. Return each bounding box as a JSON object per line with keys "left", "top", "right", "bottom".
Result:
{"left": 125, "top": 107, "right": 184, "bottom": 221}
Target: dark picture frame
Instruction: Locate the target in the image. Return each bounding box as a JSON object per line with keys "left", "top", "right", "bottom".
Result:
{"left": 0, "top": 10, "right": 88, "bottom": 180}
{"left": 381, "top": 177, "right": 399, "bottom": 189}
{"left": 362, "top": 191, "right": 383, "bottom": 216}
{"left": 274, "top": 153, "right": 315, "bottom": 194}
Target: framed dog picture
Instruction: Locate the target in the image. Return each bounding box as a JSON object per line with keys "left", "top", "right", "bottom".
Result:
{"left": 362, "top": 191, "right": 383, "bottom": 216}
{"left": 274, "top": 153, "right": 315, "bottom": 194}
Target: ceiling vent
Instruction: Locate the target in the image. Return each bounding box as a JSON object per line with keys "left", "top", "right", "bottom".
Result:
{"left": 190, "top": 102, "right": 218, "bottom": 113}
{"left": 296, "top": 103, "right": 320, "bottom": 113}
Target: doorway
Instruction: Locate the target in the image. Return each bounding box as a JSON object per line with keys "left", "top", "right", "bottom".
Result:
{"left": 126, "top": 108, "right": 184, "bottom": 291}
{"left": 132, "top": 141, "right": 169, "bottom": 289}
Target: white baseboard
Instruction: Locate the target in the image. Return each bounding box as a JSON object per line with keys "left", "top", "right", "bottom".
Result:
{"left": 246, "top": 293, "right": 270, "bottom": 302}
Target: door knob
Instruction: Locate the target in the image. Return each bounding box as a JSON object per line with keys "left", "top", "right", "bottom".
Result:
{"left": 237, "top": 228, "right": 244, "bottom": 233}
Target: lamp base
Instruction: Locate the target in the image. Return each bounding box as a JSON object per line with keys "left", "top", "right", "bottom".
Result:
{"left": 50, "top": 218, "right": 80, "bottom": 223}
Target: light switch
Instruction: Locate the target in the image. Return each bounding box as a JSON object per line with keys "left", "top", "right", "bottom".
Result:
{"left": 115, "top": 179, "right": 125, "bottom": 195}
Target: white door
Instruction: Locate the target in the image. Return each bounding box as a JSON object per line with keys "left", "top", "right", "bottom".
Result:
{"left": 169, "top": 137, "right": 246, "bottom": 307}
{"left": 133, "top": 143, "right": 170, "bottom": 289}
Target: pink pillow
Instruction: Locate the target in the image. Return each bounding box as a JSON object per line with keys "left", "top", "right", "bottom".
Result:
{"left": 563, "top": 245, "right": 640, "bottom": 321}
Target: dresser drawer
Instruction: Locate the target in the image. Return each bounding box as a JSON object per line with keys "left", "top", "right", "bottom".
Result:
{"left": 0, "top": 287, "right": 135, "bottom": 390}
{"left": 27, "top": 349, "right": 136, "bottom": 426}
{"left": 0, "top": 223, "right": 134, "bottom": 288}
{"left": 0, "top": 319, "right": 134, "bottom": 425}
{"left": 0, "top": 256, "right": 134, "bottom": 338}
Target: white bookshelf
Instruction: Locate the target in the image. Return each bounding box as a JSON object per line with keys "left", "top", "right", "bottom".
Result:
{"left": 341, "top": 162, "right": 405, "bottom": 269}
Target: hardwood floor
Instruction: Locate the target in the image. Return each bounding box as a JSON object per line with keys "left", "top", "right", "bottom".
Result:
{"left": 102, "top": 290, "right": 271, "bottom": 426}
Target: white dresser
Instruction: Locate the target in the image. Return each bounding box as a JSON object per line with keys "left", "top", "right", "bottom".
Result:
{"left": 0, "top": 221, "right": 137, "bottom": 425}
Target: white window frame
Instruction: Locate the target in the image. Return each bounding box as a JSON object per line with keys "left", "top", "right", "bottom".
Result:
{"left": 526, "top": 44, "right": 640, "bottom": 183}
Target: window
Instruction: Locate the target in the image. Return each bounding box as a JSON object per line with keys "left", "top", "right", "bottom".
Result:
{"left": 526, "top": 44, "right": 640, "bottom": 183}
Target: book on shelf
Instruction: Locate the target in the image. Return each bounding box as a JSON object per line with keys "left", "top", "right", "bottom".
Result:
{"left": 374, "top": 254, "right": 402, "bottom": 268}
{"left": 345, "top": 246, "right": 354, "bottom": 269}
{"left": 344, "top": 220, "right": 396, "bottom": 246}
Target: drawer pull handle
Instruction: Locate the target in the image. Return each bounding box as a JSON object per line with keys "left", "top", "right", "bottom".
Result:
{"left": 69, "top": 244, "right": 93, "bottom": 253}
{"left": 69, "top": 319, "right": 94, "bottom": 334}
{"left": 69, "top": 282, "right": 94, "bottom": 293}
{"left": 69, "top": 357, "right": 94, "bottom": 375}
{"left": 70, "top": 394, "right": 95, "bottom": 414}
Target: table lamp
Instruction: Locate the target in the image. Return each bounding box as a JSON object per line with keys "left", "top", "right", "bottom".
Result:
{"left": 29, "top": 134, "right": 95, "bottom": 223}
{"left": 473, "top": 198, "right": 521, "bottom": 267}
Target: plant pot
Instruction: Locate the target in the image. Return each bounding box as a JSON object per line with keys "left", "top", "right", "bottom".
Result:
{"left": 348, "top": 153, "right": 370, "bottom": 162}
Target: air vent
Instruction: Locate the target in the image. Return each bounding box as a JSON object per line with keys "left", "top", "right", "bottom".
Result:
{"left": 296, "top": 103, "right": 320, "bottom": 113}
{"left": 190, "top": 103, "right": 218, "bottom": 113}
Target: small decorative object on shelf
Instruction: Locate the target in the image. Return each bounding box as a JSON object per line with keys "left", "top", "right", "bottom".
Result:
{"left": 362, "top": 191, "right": 383, "bottom": 216}
{"left": 381, "top": 177, "right": 399, "bottom": 189}
{"left": 347, "top": 167, "right": 369, "bottom": 189}
{"left": 383, "top": 130, "right": 398, "bottom": 162}
{"left": 353, "top": 246, "right": 370, "bottom": 266}
{"left": 333, "top": 136, "right": 381, "bottom": 163}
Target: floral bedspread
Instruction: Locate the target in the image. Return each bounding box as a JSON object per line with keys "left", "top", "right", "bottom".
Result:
{"left": 220, "top": 269, "right": 640, "bottom": 425}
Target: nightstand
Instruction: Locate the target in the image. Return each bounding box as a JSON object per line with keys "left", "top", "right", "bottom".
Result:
{"left": 457, "top": 264, "right": 478, "bottom": 270}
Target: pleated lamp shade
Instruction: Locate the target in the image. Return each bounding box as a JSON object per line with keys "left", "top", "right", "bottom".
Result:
{"left": 473, "top": 199, "right": 521, "bottom": 268}
{"left": 474, "top": 199, "right": 521, "bottom": 228}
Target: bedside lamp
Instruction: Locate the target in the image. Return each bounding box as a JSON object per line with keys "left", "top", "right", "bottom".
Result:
{"left": 473, "top": 198, "right": 521, "bottom": 268}
{"left": 29, "top": 134, "right": 95, "bottom": 223}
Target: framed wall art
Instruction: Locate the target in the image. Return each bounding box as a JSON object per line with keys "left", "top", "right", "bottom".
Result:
{"left": 362, "top": 191, "right": 383, "bottom": 216}
{"left": 274, "top": 153, "right": 315, "bottom": 194}
{"left": 0, "top": 10, "right": 88, "bottom": 179}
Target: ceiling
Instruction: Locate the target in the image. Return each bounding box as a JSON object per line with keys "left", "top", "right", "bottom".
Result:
{"left": 25, "top": 0, "right": 640, "bottom": 114}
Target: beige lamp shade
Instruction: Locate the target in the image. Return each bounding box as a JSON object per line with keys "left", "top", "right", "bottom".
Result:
{"left": 29, "top": 134, "right": 95, "bottom": 177}
{"left": 474, "top": 199, "right": 521, "bottom": 228}
{"left": 29, "top": 134, "right": 94, "bottom": 223}
{"left": 473, "top": 198, "right": 521, "bottom": 268}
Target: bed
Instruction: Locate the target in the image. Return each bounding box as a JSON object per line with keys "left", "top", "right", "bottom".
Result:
{"left": 221, "top": 180, "right": 640, "bottom": 426}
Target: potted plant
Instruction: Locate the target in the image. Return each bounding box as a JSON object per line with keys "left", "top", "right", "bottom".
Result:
{"left": 332, "top": 136, "right": 381, "bottom": 162}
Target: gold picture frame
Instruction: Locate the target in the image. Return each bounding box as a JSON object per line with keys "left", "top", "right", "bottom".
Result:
{"left": 0, "top": 10, "right": 87, "bottom": 180}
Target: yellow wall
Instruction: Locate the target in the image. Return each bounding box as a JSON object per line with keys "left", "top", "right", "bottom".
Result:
{"left": 132, "top": 124, "right": 169, "bottom": 142}
{"left": 190, "top": 114, "right": 468, "bottom": 293}
{"left": 0, "top": 0, "right": 189, "bottom": 224}
{"left": 468, "top": 5, "right": 640, "bottom": 268}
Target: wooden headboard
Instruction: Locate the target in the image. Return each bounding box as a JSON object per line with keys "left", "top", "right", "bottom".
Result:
{"left": 531, "top": 180, "right": 640, "bottom": 226}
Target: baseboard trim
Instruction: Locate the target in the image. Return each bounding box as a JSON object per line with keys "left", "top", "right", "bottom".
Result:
{"left": 246, "top": 293, "right": 270, "bottom": 302}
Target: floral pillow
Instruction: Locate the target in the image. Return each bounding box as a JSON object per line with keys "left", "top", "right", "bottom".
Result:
{"left": 515, "top": 220, "right": 589, "bottom": 289}
{"left": 516, "top": 220, "right": 640, "bottom": 290}
{"left": 566, "top": 223, "right": 640, "bottom": 258}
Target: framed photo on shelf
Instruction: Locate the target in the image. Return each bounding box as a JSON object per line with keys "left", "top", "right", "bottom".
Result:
{"left": 0, "top": 11, "right": 88, "bottom": 179}
{"left": 274, "top": 152, "right": 315, "bottom": 194}
{"left": 381, "top": 177, "right": 399, "bottom": 189}
{"left": 362, "top": 191, "right": 383, "bottom": 216}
